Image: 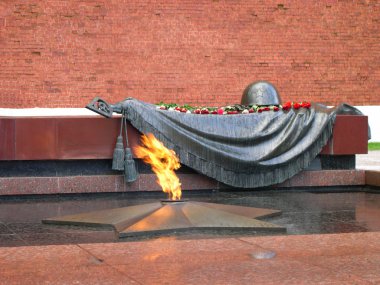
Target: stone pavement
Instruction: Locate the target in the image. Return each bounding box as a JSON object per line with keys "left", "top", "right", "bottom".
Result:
{"left": 0, "top": 232, "right": 379, "bottom": 284}
{"left": 357, "top": 150, "right": 380, "bottom": 171}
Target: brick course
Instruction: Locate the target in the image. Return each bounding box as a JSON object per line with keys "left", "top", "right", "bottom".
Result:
{"left": 0, "top": 0, "right": 379, "bottom": 108}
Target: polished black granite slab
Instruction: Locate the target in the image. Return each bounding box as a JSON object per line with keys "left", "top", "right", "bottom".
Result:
{"left": 0, "top": 159, "right": 196, "bottom": 177}
{"left": 0, "top": 157, "right": 322, "bottom": 178}
{"left": 0, "top": 188, "right": 379, "bottom": 246}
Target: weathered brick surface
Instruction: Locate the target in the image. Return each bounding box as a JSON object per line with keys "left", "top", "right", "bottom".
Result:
{"left": 0, "top": 1, "right": 379, "bottom": 108}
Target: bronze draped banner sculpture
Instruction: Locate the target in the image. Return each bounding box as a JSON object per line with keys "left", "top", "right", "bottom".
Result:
{"left": 87, "top": 95, "right": 366, "bottom": 188}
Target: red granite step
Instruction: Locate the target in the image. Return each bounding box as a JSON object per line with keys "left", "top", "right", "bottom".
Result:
{"left": 0, "top": 170, "right": 365, "bottom": 196}
{"left": 0, "top": 232, "right": 379, "bottom": 284}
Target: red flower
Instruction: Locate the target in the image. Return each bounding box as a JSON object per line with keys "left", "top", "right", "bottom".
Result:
{"left": 217, "top": 108, "right": 224, "bottom": 115}
{"left": 249, "top": 108, "right": 255, "bottom": 113}
{"left": 194, "top": 109, "right": 201, "bottom": 114}
{"left": 201, "top": 109, "right": 209, "bottom": 114}
{"left": 302, "top": 102, "right": 311, "bottom": 109}
{"left": 258, "top": 108, "right": 263, "bottom": 113}
{"left": 282, "top": 102, "right": 292, "bottom": 111}
{"left": 211, "top": 110, "right": 217, "bottom": 114}
{"left": 263, "top": 107, "right": 270, "bottom": 111}
{"left": 273, "top": 106, "right": 279, "bottom": 112}
{"left": 293, "top": 102, "right": 301, "bottom": 109}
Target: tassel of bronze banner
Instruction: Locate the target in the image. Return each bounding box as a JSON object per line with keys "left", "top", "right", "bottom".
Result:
{"left": 111, "top": 112, "right": 125, "bottom": 171}
{"left": 123, "top": 110, "right": 138, "bottom": 182}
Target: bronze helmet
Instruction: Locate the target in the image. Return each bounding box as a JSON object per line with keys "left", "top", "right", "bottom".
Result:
{"left": 241, "top": 81, "right": 281, "bottom": 106}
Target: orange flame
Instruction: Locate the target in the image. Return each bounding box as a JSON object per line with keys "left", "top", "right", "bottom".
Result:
{"left": 134, "top": 133, "right": 182, "bottom": 200}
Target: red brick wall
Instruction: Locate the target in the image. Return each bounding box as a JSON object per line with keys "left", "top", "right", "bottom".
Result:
{"left": 0, "top": 0, "right": 379, "bottom": 108}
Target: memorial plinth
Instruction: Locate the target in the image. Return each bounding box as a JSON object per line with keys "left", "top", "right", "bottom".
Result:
{"left": 0, "top": 114, "right": 369, "bottom": 196}
{"left": 0, "top": 115, "right": 368, "bottom": 160}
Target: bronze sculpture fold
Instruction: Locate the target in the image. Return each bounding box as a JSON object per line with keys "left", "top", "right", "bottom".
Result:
{"left": 87, "top": 98, "right": 366, "bottom": 188}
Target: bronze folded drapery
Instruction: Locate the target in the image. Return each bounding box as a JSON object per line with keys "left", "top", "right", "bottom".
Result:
{"left": 87, "top": 97, "right": 367, "bottom": 188}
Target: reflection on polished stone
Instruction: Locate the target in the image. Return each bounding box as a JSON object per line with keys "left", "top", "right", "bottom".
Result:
{"left": 0, "top": 189, "right": 379, "bottom": 246}
{"left": 42, "top": 201, "right": 285, "bottom": 238}
{"left": 356, "top": 198, "right": 380, "bottom": 231}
